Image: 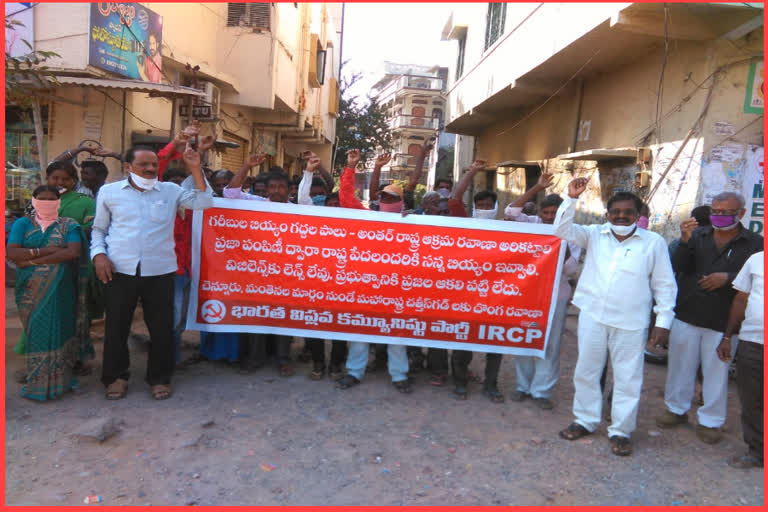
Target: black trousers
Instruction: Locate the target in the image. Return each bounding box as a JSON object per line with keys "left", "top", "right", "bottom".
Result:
{"left": 427, "top": 348, "right": 449, "bottom": 376}
{"left": 241, "top": 333, "right": 292, "bottom": 366}
{"left": 102, "top": 272, "right": 174, "bottom": 387}
{"left": 451, "top": 350, "right": 502, "bottom": 389}
{"left": 307, "top": 338, "right": 348, "bottom": 367}
{"left": 736, "top": 340, "right": 763, "bottom": 461}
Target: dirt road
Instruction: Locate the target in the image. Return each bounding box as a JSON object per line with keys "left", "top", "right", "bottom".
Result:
{"left": 4, "top": 287, "right": 763, "bottom": 505}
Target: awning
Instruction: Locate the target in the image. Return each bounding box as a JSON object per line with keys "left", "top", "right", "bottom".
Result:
{"left": 54, "top": 76, "right": 205, "bottom": 98}
{"left": 496, "top": 159, "right": 541, "bottom": 168}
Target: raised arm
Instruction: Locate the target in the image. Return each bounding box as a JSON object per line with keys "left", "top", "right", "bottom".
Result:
{"left": 369, "top": 152, "right": 392, "bottom": 202}
{"left": 510, "top": 172, "right": 553, "bottom": 208}
{"left": 405, "top": 139, "right": 434, "bottom": 193}
{"left": 339, "top": 149, "right": 365, "bottom": 210}
{"left": 298, "top": 157, "right": 321, "bottom": 206}
{"left": 553, "top": 178, "right": 590, "bottom": 249}
{"left": 229, "top": 153, "right": 266, "bottom": 191}
{"left": 451, "top": 159, "right": 486, "bottom": 202}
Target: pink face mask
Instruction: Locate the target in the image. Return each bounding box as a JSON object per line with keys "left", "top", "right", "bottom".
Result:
{"left": 637, "top": 216, "right": 649, "bottom": 229}
{"left": 31, "top": 198, "right": 60, "bottom": 231}
{"left": 379, "top": 201, "right": 403, "bottom": 213}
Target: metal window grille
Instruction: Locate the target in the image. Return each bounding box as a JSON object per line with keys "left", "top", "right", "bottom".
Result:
{"left": 484, "top": 3, "right": 506, "bottom": 51}
{"left": 226, "top": 3, "right": 271, "bottom": 30}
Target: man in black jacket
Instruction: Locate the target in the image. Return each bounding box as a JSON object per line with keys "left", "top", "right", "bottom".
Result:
{"left": 656, "top": 192, "right": 763, "bottom": 444}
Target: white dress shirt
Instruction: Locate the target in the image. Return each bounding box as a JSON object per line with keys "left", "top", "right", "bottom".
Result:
{"left": 505, "top": 205, "right": 581, "bottom": 301}
{"left": 732, "top": 251, "right": 764, "bottom": 344}
{"left": 91, "top": 178, "right": 213, "bottom": 276}
{"left": 553, "top": 196, "right": 677, "bottom": 331}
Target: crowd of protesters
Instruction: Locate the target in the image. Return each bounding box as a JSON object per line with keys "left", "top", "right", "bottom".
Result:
{"left": 5, "top": 120, "right": 763, "bottom": 468}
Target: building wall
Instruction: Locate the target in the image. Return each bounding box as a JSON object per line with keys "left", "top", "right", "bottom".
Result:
{"left": 445, "top": 4, "right": 763, "bottom": 238}
{"left": 24, "top": 2, "right": 341, "bottom": 180}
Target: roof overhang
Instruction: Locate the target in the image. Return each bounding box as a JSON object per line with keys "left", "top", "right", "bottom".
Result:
{"left": 496, "top": 159, "right": 541, "bottom": 168}
{"left": 557, "top": 148, "right": 638, "bottom": 161}
{"left": 54, "top": 75, "right": 206, "bottom": 98}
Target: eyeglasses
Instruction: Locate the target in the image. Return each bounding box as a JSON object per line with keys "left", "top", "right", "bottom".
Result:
{"left": 607, "top": 208, "right": 637, "bottom": 217}
{"left": 710, "top": 209, "right": 741, "bottom": 216}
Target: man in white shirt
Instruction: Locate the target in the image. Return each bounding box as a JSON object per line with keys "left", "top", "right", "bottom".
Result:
{"left": 92, "top": 144, "right": 213, "bottom": 401}
{"left": 717, "top": 251, "right": 764, "bottom": 469}
{"left": 553, "top": 178, "right": 677, "bottom": 456}
{"left": 504, "top": 173, "right": 581, "bottom": 410}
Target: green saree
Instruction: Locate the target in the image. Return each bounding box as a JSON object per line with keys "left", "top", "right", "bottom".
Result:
{"left": 8, "top": 216, "right": 82, "bottom": 400}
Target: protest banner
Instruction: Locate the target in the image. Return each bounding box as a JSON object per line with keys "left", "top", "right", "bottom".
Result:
{"left": 188, "top": 199, "right": 566, "bottom": 358}
{"left": 741, "top": 145, "right": 764, "bottom": 235}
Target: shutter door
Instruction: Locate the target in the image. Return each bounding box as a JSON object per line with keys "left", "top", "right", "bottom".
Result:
{"left": 220, "top": 132, "right": 247, "bottom": 172}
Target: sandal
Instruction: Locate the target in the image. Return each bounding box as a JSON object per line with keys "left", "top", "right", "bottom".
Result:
{"left": 105, "top": 378, "right": 128, "bottom": 400}
{"left": 336, "top": 374, "right": 360, "bottom": 389}
{"left": 151, "top": 384, "right": 172, "bottom": 400}
{"left": 430, "top": 374, "right": 447, "bottom": 387}
{"left": 13, "top": 369, "right": 27, "bottom": 384}
{"left": 559, "top": 422, "right": 591, "bottom": 441}
{"left": 393, "top": 380, "right": 413, "bottom": 394}
{"left": 279, "top": 364, "right": 295, "bottom": 377}
{"left": 328, "top": 365, "right": 344, "bottom": 380}
{"left": 310, "top": 363, "right": 325, "bottom": 381}
{"left": 483, "top": 388, "right": 505, "bottom": 403}
{"left": 610, "top": 435, "right": 632, "bottom": 456}
{"left": 453, "top": 386, "right": 468, "bottom": 400}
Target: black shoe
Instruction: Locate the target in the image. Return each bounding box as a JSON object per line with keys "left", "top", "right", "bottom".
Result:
{"left": 393, "top": 379, "right": 413, "bottom": 394}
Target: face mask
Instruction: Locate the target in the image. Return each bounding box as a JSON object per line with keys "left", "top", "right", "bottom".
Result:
{"left": 130, "top": 172, "right": 158, "bottom": 190}
{"left": 31, "top": 198, "right": 60, "bottom": 231}
{"left": 473, "top": 202, "right": 498, "bottom": 220}
{"left": 437, "top": 188, "right": 451, "bottom": 198}
{"left": 637, "top": 216, "right": 649, "bottom": 229}
{"left": 610, "top": 223, "right": 637, "bottom": 236}
{"left": 379, "top": 200, "right": 403, "bottom": 213}
{"left": 311, "top": 195, "right": 326, "bottom": 206}
{"left": 710, "top": 214, "right": 740, "bottom": 230}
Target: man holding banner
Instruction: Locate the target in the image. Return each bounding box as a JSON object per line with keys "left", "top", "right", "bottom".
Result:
{"left": 555, "top": 178, "right": 677, "bottom": 457}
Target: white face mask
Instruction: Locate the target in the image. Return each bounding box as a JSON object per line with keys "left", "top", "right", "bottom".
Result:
{"left": 610, "top": 223, "right": 637, "bottom": 236}
{"left": 473, "top": 203, "right": 498, "bottom": 220}
{"left": 130, "top": 172, "right": 158, "bottom": 190}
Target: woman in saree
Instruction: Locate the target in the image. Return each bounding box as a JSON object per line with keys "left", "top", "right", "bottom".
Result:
{"left": 6, "top": 186, "right": 83, "bottom": 400}
{"left": 46, "top": 160, "right": 97, "bottom": 373}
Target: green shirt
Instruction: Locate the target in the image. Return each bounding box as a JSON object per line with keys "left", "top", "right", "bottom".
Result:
{"left": 59, "top": 190, "right": 96, "bottom": 228}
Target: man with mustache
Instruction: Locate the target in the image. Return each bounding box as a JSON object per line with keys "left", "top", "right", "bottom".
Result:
{"left": 554, "top": 178, "right": 677, "bottom": 456}
{"left": 656, "top": 192, "right": 763, "bottom": 444}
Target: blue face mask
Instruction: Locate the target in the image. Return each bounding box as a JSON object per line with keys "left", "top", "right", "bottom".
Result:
{"left": 311, "top": 195, "right": 327, "bottom": 206}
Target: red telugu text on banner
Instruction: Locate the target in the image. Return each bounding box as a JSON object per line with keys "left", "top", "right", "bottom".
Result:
{"left": 188, "top": 199, "right": 566, "bottom": 357}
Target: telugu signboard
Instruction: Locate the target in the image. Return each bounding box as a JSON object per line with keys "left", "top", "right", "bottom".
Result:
{"left": 741, "top": 145, "right": 764, "bottom": 235}
{"left": 188, "top": 200, "right": 566, "bottom": 358}
{"left": 88, "top": 2, "right": 164, "bottom": 82}
{"left": 744, "top": 59, "right": 763, "bottom": 114}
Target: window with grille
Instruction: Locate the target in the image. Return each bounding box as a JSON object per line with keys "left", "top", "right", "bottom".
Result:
{"left": 484, "top": 3, "right": 506, "bottom": 51}
{"left": 456, "top": 34, "right": 466, "bottom": 79}
{"left": 226, "top": 3, "right": 271, "bottom": 30}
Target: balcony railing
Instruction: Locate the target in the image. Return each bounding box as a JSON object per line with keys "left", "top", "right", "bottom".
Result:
{"left": 376, "top": 74, "right": 444, "bottom": 100}
{"left": 390, "top": 114, "right": 440, "bottom": 130}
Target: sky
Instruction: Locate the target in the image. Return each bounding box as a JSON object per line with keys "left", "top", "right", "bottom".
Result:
{"left": 339, "top": 3, "right": 455, "bottom": 104}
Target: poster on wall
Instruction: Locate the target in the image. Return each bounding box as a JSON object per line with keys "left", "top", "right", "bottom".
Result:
{"left": 741, "top": 145, "right": 763, "bottom": 235}
{"left": 88, "top": 3, "right": 163, "bottom": 82}
{"left": 744, "top": 59, "right": 763, "bottom": 114}
{"left": 5, "top": 3, "right": 34, "bottom": 58}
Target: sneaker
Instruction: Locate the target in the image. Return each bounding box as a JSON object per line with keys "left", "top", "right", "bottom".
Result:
{"left": 534, "top": 397, "right": 554, "bottom": 410}
{"left": 727, "top": 453, "right": 763, "bottom": 469}
{"left": 696, "top": 425, "right": 723, "bottom": 444}
{"left": 655, "top": 410, "right": 688, "bottom": 429}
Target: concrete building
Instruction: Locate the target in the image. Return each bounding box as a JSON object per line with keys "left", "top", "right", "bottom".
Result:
{"left": 5, "top": 1, "right": 343, "bottom": 207}
{"left": 441, "top": 3, "right": 764, "bottom": 239}
{"left": 368, "top": 62, "right": 454, "bottom": 191}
